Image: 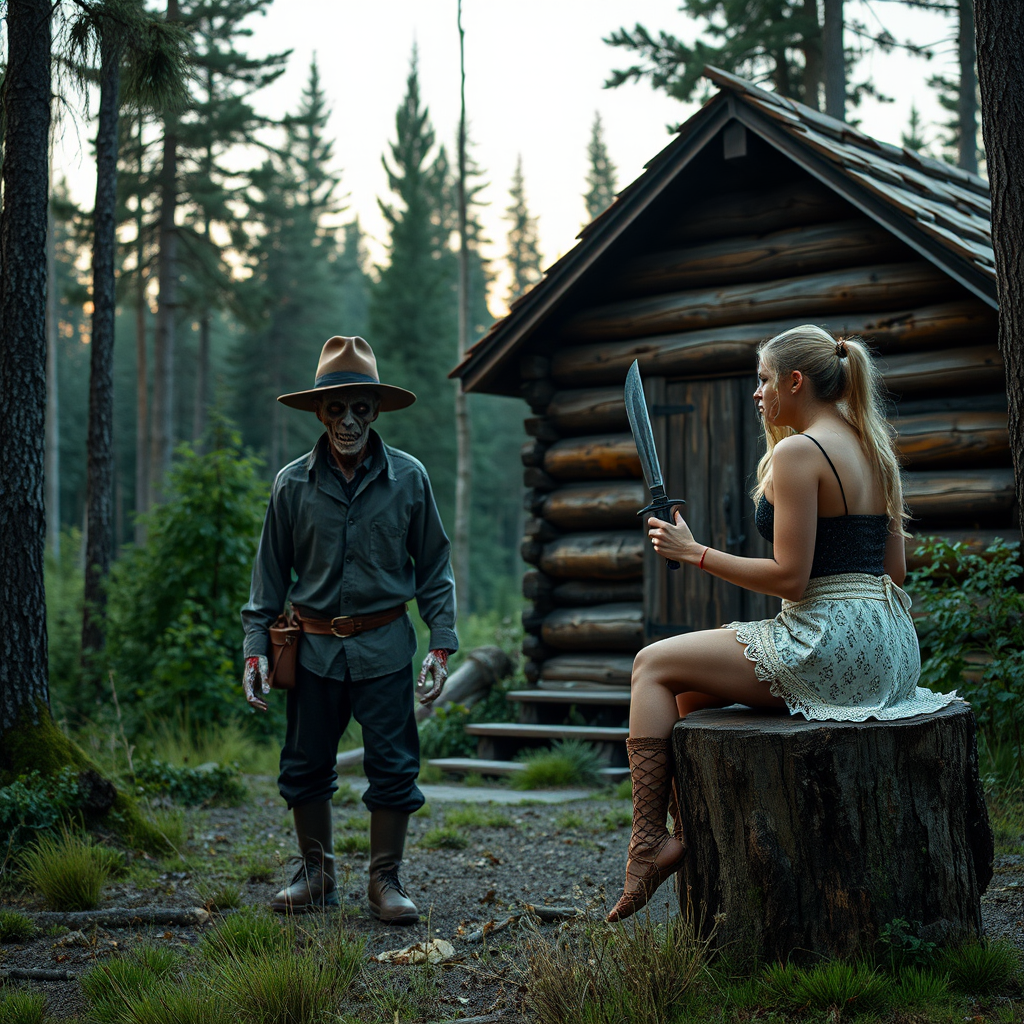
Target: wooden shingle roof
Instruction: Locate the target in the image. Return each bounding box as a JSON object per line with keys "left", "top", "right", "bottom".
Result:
{"left": 453, "top": 67, "right": 995, "bottom": 396}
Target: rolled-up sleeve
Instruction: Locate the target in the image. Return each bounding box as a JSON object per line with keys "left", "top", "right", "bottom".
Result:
{"left": 408, "top": 471, "right": 458, "bottom": 652}
{"left": 241, "top": 478, "right": 295, "bottom": 658}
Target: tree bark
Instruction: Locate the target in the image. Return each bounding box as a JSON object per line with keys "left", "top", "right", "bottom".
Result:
{"left": 974, "top": 0, "right": 1024, "bottom": 546}
{"left": 0, "top": 0, "right": 52, "bottom": 735}
{"left": 134, "top": 114, "right": 149, "bottom": 544}
{"left": 82, "top": 30, "right": 121, "bottom": 672}
{"left": 823, "top": 0, "right": 845, "bottom": 121}
{"left": 800, "top": 0, "right": 823, "bottom": 110}
{"left": 192, "top": 312, "right": 210, "bottom": 444}
{"left": 958, "top": 0, "right": 978, "bottom": 175}
{"left": 675, "top": 704, "right": 992, "bottom": 960}
{"left": 149, "top": 0, "right": 180, "bottom": 507}
{"left": 45, "top": 163, "right": 60, "bottom": 558}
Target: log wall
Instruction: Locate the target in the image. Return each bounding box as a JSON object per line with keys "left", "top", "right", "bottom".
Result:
{"left": 517, "top": 177, "right": 1010, "bottom": 691}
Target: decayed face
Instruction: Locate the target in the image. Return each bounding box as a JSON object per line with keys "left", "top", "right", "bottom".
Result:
{"left": 315, "top": 388, "right": 381, "bottom": 457}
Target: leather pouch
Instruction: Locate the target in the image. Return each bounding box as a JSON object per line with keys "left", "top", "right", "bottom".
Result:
{"left": 268, "top": 611, "right": 301, "bottom": 689}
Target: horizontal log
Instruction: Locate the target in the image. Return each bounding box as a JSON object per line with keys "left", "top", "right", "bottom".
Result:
{"left": 560, "top": 263, "right": 950, "bottom": 343}
{"left": 520, "top": 538, "right": 544, "bottom": 566}
{"left": 520, "top": 378, "right": 556, "bottom": 412}
{"left": 539, "top": 531, "right": 644, "bottom": 580}
{"left": 520, "top": 439, "right": 548, "bottom": 467}
{"left": 522, "top": 602, "right": 546, "bottom": 634}
{"left": 543, "top": 434, "right": 641, "bottom": 481}
{"left": 541, "top": 480, "right": 646, "bottom": 530}
{"left": 905, "top": 529, "right": 1021, "bottom": 570}
{"left": 903, "top": 468, "right": 1016, "bottom": 518}
{"left": 523, "top": 516, "right": 560, "bottom": 543}
{"left": 618, "top": 220, "right": 901, "bottom": 295}
{"left": 669, "top": 181, "right": 853, "bottom": 244}
{"left": 883, "top": 345, "right": 1004, "bottom": 397}
{"left": 524, "top": 416, "right": 561, "bottom": 442}
{"left": 523, "top": 467, "right": 558, "bottom": 491}
{"left": 541, "top": 602, "right": 644, "bottom": 651}
{"left": 891, "top": 393, "right": 1006, "bottom": 417}
{"left": 547, "top": 387, "right": 631, "bottom": 434}
{"left": 522, "top": 634, "right": 552, "bottom": 660}
{"left": 552, "top": 301, "right": 996, "bottom": 386}
{"left": 521, "top": 570, "right": 644, "bottom": 606}
{"left": 895, "top": 411, "right": 1009, "bottom": 468}
{"left": 540, "top": 652, "right": 635, "bottom": 686}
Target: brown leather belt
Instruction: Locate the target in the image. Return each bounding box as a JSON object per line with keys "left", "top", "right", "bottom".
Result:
{"left": 294, "top": 603, "right": 407, "bottom": 639}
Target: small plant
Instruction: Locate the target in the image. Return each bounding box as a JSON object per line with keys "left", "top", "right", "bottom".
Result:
{"left": 556, "top": 810, "right": 585, "bottom": 830}
{"left": 0, "top": 767, "right": 81, "bottom": 851}
{"left": 241, "top": 853, "right": 277, "bottom": 883}
{"left": 413, "top": 802, "right": 432, "bottom": 817}
{"left": 0, "top": 990, "right": 47, "bottom": 1024}
{"left": 417, "top": 763, "right": 444, "bottom": 785}
{"left": 198, "top": 906, "right": 295, "bottom": 962}
{"left": 335, "top": 834, "right": 370, "bottom": 855}
{"left": 418, "top": 703, "right": 475, "bottom": 759}
{"left": 198, "top": 882, "right": 243, "bottom": 912}
{"left": 891, "top": 967, "right": 951, "bottom": 1007}
{"left": 601, "top": 807, "right": 632, "bottom": 830}
{"left": 332, "top": 783, "right": 359, "bottom": 806}
{"left": 146, "top": 806, "right": 189, "bottom": 852}
{"left": 82, "top": 944, "right": 184, "bottom": 1020}
{"left": 0, "top": 909, "right": 35, "bottom": 943}
{"left": 794, "top": 960, "right": 890, "bottom": 1013}
{"left": 512, "top": 739, "right": 604, "bottom": 790}
{"left": 613, "top": 777, "right": 632, "bottom": 800}
{"left": 21, "top": 830, "right": 123, "bottom": 911}
{"left": 878, "top": 917, "right": 938, "bottom": 970}
{"left": 133, "top": 759, "right": 245, "bottom": 806}
{"left": 937, "top": 938, "right": 1021, "bottom": 993}
{"left": 445, "top": 806, "right": 511, "bottom": 829}
{"left": 111, "top": 979, "right": 229, "bottom": 1024}
{"left": 418, "top": 825, "right": 469, "bottom": 850}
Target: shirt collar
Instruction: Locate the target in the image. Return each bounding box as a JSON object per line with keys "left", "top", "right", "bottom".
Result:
{"left": 306, "top": 430, "right": 392, "bottom": 483}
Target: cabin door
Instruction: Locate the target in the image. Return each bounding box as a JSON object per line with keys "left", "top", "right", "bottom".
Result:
{"left": 643, "top": 375, "right": 778, "bottom": 643}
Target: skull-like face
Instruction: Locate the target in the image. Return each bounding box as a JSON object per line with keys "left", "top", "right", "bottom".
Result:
{"left": 315, "top": 388, "right": 380, "bottom": 457}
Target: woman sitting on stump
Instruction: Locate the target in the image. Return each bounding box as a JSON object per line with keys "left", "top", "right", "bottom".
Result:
{"left": 609, "top": 324, "right": 962, "bottom": 923}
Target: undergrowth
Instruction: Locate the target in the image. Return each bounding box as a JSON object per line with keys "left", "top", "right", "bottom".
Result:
{"left": 20, "top": 830, "right": 124, "bottom": 911}
{"left": 513, "top": 738, "right": 604, "bottom": 789}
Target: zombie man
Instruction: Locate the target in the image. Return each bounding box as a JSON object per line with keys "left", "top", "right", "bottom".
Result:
{"left": 241, "top": 336, "right": 457, "bottom": 923}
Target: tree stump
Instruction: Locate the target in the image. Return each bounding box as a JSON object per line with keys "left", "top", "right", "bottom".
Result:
{"left": 673, "top": 703, "right": 993, "bottom": 962}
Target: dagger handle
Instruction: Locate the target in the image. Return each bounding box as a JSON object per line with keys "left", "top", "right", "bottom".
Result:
{"left": 638, "top": 497, "right": 687, "bottom": 572}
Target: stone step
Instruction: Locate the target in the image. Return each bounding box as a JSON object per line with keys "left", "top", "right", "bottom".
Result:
{"left": 428, "top": 757, "right": 630, "bottom": 782}
{"left": 464, "top": 722, "right": 629, "bottom": 742}
{"left": 506, "top": 688, "right": 631, "bottom": 706}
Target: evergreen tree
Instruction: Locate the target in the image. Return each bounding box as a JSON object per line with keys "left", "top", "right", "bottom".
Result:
{"left": 505, "top": 155, "right": 543, "bottom": 307}
{"left": 584, "top": 112, "right": 618, "bottom": 223}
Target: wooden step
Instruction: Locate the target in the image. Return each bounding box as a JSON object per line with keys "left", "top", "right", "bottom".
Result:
{"left": 428, "top": 757, "right": 630, "bottom": 782}
{"left": 465, "top": 722, "right": 629, "bottom": 742}
{"left": 506, "top": 688, "right": 631, "bottom": 706}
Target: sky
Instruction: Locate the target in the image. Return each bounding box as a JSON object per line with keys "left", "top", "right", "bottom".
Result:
{"left": 52, "top": 0, "right": 961, "bottom": 316}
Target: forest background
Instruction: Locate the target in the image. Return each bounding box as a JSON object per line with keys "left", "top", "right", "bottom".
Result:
{"left": 40, "top": 0, "right": 986, "bottom": 736}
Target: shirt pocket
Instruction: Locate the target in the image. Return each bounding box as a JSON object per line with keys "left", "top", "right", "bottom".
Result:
{"left": 370, "top": 517, "right": 410, "bottom": 574}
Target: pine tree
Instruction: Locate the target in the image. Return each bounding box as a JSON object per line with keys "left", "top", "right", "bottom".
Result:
{"left": 505, "top": 154, "right": 543, "bottom": 306}
{"left": 902, "top": 103, "right": 928, "bottom": 153}
{"left": 583, "top": 113, "right": 618, "bottom": 224}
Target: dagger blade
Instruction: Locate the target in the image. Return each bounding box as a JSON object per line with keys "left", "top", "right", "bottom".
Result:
{"left": 624, "top": 360, "right": 665, "bottom": 493}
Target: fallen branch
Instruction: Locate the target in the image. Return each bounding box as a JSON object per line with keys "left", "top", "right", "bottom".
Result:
{"left": 31, "top": 907, "right": 210, "bottom": 929}
{"left": 463, "top": 904, "right": 581, "bottom": 943}
{"left": 0, "top": 967, "right": 76, "bottom": 982}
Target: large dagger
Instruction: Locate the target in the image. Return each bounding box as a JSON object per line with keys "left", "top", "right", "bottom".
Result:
{"left": 624, "top": 359, "right": 687, "bottom": 571}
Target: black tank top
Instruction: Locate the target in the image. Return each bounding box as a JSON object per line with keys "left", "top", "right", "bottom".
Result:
{"left": 755, "top": 435, "right": 890, "bottom": 579}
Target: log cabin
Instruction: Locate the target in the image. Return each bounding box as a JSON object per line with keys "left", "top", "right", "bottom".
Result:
{"left": 440, "top": 66, "right": 1008, "bottom": 775}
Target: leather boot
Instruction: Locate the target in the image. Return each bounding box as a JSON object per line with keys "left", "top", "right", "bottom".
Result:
{"left": 367, "top": 809, "right": 419, "bottom": 925}
{"left": 607, "top": 737, "right": 688, "bottom": 923}
{"left": 270, "top": 800, "right": 339, "bottom": 913}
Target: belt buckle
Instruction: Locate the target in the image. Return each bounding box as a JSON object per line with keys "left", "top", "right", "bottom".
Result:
{"left": 330, "top": 616, "right": 356, "bottom": 638}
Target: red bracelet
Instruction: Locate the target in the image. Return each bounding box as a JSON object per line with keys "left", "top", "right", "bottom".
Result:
{"left": 698, "top": 546, "right": 710, "bottom": 571}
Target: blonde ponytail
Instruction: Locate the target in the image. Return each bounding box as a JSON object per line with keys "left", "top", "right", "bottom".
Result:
{"left": 752, "top": 324, "right": 909, "bottom": 535}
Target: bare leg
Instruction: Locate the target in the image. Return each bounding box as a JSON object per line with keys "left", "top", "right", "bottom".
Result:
{"left": 630, "top": 628, "right": 785, "bottom": 739}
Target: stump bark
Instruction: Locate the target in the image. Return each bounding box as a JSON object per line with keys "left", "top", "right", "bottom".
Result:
{"left": 673, "top": 703, "right": 992, "bottom": 962}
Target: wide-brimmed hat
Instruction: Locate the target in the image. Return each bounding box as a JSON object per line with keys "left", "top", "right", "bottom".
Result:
{"left": 277, "top": 336, "right": 416, "bottom": 412}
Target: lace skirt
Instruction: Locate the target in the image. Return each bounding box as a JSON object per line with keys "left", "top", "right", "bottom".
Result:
{"left": 724, "top": 573, "right": 962, "bottom": 723}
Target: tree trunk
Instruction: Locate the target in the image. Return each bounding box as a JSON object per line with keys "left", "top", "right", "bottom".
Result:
{"left": 674, "top": 704, "right": 992, "bottom": 961}
{"left": 45, "top": 163, "right": 60, "bottom": 558}
{"left": 974, "top": 0, "right": 1024, "bottom": 547}
{"left": 82, "top": 32, "right": 120, "bottom": 674}
{"left": 134, "top": 115, "right": 149, "bottom": 544}
{"left": 800, "top": 0, "right": 822, "bottom": 111}
{"left": 958, "top": 0, "right": 978, "bottom": 175}
{"left": 0, "top": 0, "right": 52, "bottom": 736}
{"left": 193, "top": 312, "right": 209, "bottom": 444}
{"left": 453, "top": 0, "right": 472, "bottom": 612}
{"left": 149, "top": 0, "right": 180, "bottom": 507}
{"left": 823, "top": 0, "right": 845, "bottom": 121}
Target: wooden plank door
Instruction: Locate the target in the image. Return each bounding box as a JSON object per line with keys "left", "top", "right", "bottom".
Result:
{"left": 643, "top": 375, "right": 778, "bottom": 643}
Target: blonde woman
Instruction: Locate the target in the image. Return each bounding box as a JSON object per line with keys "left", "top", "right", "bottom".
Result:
{"left": 608, "top": 324, "right": 961, "bottom": 923}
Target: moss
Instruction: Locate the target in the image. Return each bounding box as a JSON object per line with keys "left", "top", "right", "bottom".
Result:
{"left": 1, "top": 701, "right": 168, "bottom": 854}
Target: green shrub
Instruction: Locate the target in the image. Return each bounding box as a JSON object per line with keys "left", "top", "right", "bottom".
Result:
{"left": 105, "top": 421, "right": 276, "bottom": 738}
{"left": 513, "top": 739, "right": 604, "bottom": 789}
{"left": 132, "top": 759, "right": 245, "bottom": 806}
{"left": 110, "top": 980, "right": 229, "bottom": 1024}
{"left": 21, "top": 830, "right": 123, "bottom": 911}
{"left": 418, "top": 825, "right": 468, "bottom": 850}
{"left": 199, "top": 906, "right": 295, "bottom": 962}
{"left": 0, "top": 767, "right": 81, "bottom": 852}
{"left": 793, "top": 960, "right": 890, "bottom": 1013}
{"left": 877, "top": 917, "right": 938, "bottom": 971}
{"left": 937, "top": 938, "right": 1021, "bottom": 994}
{"left": 890, "top": 968, "right": 951, "bottom": 1007}
{"left": 418, "top": 703, "right": 475, "bottom": 759}
{"left": 82, "top": 944, "right": 184, "bottom": 1021}
{"left": 909, "top": 537, "right": 1024, "bottom": 767}
{"left": 0, "top": 990, "right": 47, "bottom": 1024}
{"left": 0, "top": 909, "right": 36, "bottom": 943}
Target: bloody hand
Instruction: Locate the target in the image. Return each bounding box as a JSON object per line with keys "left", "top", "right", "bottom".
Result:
{"left": 416, "top": 649, "right": 449, "bottom": 706}
{"left": 243, "top": 655, "right": 270, "bottom": 712}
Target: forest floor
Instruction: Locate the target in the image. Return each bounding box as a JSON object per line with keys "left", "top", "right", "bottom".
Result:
{"left": 1, "top": 772, "right": 1022, "bottom": 1023}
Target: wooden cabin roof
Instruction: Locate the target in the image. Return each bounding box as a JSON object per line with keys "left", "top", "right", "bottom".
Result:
{"left": 453, "top": 66, "right": 995, "bottom": 397}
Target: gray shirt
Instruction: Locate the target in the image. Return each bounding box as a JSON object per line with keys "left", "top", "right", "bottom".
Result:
{"left": 241, "top": 431, "right": 458, "bottom": 681}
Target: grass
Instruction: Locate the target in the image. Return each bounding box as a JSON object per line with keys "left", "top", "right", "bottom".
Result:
{"left": 613, "top": 777, "right": 632, "bottom": 800}
{"left": 445, "top": 805, "right": 511, "bottom": 829}
{"left": 82, "top": 944, "right": 185, "bottom": 1022}
{"left": 417, "top": 763, "right": 444, "bottom": 785}
{"left": 149, "top": 713, "right": 278, "bottom": 776}
{"left": 359, "top": 962, "right": 442, "bottom": 1024}
{"left": 198, "top": 906, "right": 295, "bottom": 962}
{"left": 197, "top": 881, "right": 243, "bottom": 912}
{"left": 332, "top": 782, "right": 359, "bottom": 806}
{"left": 937, "top": 938, "right": 1021, "bottom": 993}
{"left": 335, "top": 833, "right": 371, "bottom": 855}
{"left": 418, "top": 825, "right": 469, "bottom": 850}
{"left": 0, "top": 909, "right": 35, "bottom": 943}
{"left": 0, "top": 990, "right": 47, "bottom": 1024}
{"left": 512, "top": 739, "right": 604, "bottom": 790}
{"left": 555, "top": 810, "right": 586, "bottom": 830}
{"left": 106, "top": 979, "right": 229, "bottom": 1024}
{"left": 20, "top": 830, "right": 124, "bottom": 911}
{"left": 600, "top": 807, "right": 633, "bottom": 830}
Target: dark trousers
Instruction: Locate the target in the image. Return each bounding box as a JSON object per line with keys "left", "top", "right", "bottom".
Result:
{"left": 278, "top": 660, "right": 424, "bottom": 814}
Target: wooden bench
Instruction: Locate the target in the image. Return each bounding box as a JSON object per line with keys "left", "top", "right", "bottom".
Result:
{"left": 673, "top": 702, "right": 993, "bottom": 961}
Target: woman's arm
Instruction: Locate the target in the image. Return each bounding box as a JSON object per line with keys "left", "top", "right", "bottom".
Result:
{"left": 648, "top": 437, "right": 818, "bottom": 601}
{"left": 883, "top": 524, "right": 907, "bottom": 586}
